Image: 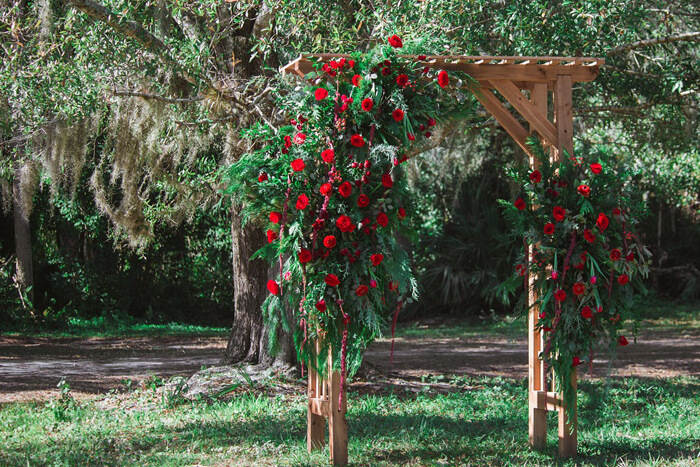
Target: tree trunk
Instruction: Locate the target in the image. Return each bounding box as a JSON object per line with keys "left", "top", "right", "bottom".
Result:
{"left": 12, "top": 161, "right": 34, "bottom": 306}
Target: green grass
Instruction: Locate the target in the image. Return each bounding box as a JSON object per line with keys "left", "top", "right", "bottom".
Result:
{"left": 1, "top": 376, "right": 698, "bottom": 466}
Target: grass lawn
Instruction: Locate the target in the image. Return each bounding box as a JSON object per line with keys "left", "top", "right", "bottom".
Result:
{"left": 1, "top": 375, "right": 698, "bottom": 466}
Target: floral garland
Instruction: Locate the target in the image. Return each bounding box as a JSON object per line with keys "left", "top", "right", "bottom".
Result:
{"left": 228, "top": 36, "right": 476, "bottom": 398}
{"left": 501, "top": 142, "right": 651, "bottom": 407}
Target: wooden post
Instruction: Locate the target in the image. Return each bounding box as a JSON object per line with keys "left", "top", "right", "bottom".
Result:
{"left": 307, "top": 346, "right": 348, "bottom": 466}
{"left": 558, "top": 368, "right": 577, "bottom": 458}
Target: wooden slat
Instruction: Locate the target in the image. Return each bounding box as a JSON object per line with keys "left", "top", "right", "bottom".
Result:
{"left": 328, "top": 367, "right": 348, "bottom": 466}
{"left": 558, "top": 368, "right": 578, "bottom": 458}
{"left": 473, "top": 86, "right": 532, "bottom": 156}
{"left": 555, "top": 74, "right": 574, "bottom": 160}
{"left": 309, "top": 397, "right": 330, "bottom": 417}
{"left": 492, "top": 80, "right": 559, "bottom": 149}
{"left": 307, "top": 366, "right": 326, "bottom": 451}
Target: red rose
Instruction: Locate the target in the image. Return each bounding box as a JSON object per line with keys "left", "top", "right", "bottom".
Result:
{"left": 617, "top": 274, "right": 629, "bottom": 285}
{"left": 320, "top": 183, "right": 332, "bottom": 196}
{"left": 338, "top": 181, "right": 352, "bottom": 198}
{"left": 573, "top": 282, "right": 586, "bottom": 296}
{"left": 382, "top": 173, "right": 394, "bottom": 188}
{"left": 610, "top": 249, "right": 621, "bottom": 261}
{"left": 396, "top": 74, "right": 409, "bottom": 87}
{"left": 294, "top": 132, "right": 306, "bottom": 145}
{"left": 626, "top": 251, "right": 635, "bottom": 261}
{"left": 352, "top": 75, "right": 361, "bottom": 87}
{"left": 584, "top": 229, "right": 595, "bottom": 243}
{"left": 355, "top": 285, "right": 369, "bottom": 296}
{"left": 529, "top": 171, "right": 541, "bottom": 183}
{"left": 291, "top": 159, "right": 305, "bottom": 171}
{"left": 437, "top": 70, "right": 449, "bottom": 88}
{"left": 597, "top": 212, "right": 609, "bottom": 231}
{"left": 357, "top": 194, "right": 370, "bottom": 207}
{"left": 336, "top": 215, "right": 356, "bottom": 232}
{"left": 590, "top": 163, "right": 602, "bottom": 174}
{"left": 321, "top": 149, "right": 335, "bottom": 163}
{"left": 398, "top": 207, "right": 406, "bottom": 219}
{"left": 269, "top": 211, "right": 281, "bottom": 224}
{"left": 392, "top": 109, "right": 404, "bottom": 122}
{"left": 315, "top": 299, "right": 327, "bottom": 312}
{"left": 428, "top": 117, "right": 436, "bottom": 127}
{"left": 544, "top": 223, "right": 555, "bottom": 235}
{"left": 266, "top": 229, "right": 278, "bottom": 243}
{"left": 577, "top": 184, "right": 591, "bottom": 197}
{"left": 284, "top": 135, "right": 292, "bottom": 148}
{"left": 296, "top": 194, "right": 309, "bottom": 210}
{"left": 514, "top": 198, "right": 526, "bottom": 210}
{"left": 572, "top": 356, "right": 582, "bottom": 366}
{"left": 407, "top": 133, "right": 415, "bottom": 141}
{"left": 388, "top": 35, "right": 403, "bottom": 48}
{"left": 612, "top": 208, "right": 621, "bottom": 216}
{"left": 324, "top": 235, "right": 337, "bottom": 248}
{"left": 581, "top": 306, "right": 593, "bottom": 319}
{"left": 351, "top": 135, "right": 365, "bottom": 147}
{"left": 325, "top": 274, "right": 340, "bottom": 287}
{"left": 258, "top": 172, "right": 268, "bottom": 182}
{"left": 553, "top": 206, "right": 566, "bottom": 221}
{"left": 381, "top": 67, "right": 391, "bottom": 76}
{"left": 377, "top": 212, "right": 388, "bottom": 227}
{"left": 361, "top": 98, "right": 373, "bottom": 111}
{"left": 618, "top": 335, "right": 629, "bottom": 346}
{"left": 371, "top": 253, "right": 384, "bottom": 266}
{"left": 554, "top": 289, "right": 567, "bottom": 301}
{"left": 298, "top": 249, "right": 312, "bottom": 263}
{"left": 267, "top": 280, "right": 280, "bottom": 295}
{"left": 315, "top": 88, "right": 328, "bottom": 100}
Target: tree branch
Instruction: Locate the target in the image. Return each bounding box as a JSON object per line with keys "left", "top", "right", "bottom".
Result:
{"left": 112, "top": 90, "right": 204, "bottom": 104}
{"left": 608, "top": 32, "right": 700, "bottom": 55}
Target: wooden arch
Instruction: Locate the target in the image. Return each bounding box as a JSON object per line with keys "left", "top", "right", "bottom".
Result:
{"left": 281, "top": 54, "right": 604, "bottom": 465}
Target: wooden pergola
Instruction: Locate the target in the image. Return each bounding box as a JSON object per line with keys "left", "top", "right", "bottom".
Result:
{"left": 281, "top": 54, "right": 604, "bottom": 465}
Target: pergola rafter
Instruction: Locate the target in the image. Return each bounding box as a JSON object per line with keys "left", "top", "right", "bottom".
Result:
{"left": 281, "top": 53, "right": 604, "bottom": 465}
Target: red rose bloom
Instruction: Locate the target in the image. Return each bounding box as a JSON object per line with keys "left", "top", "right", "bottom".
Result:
{"left": 529, "top": 170, "right": 542, "bottom": 183}
{"left": 321, "top": 149, "right": 335, "bottom": 163}
{"left": 269, "top": 211, "right": 281, "bottom": 224}
{"left": 392, "top": 109, "right": 405, "bottom": 122}
{"left": 325, "top": 274, "right": 340, "bottom": 287}
{"left": 407, "top": 133, "right": 415, "bottom": 141}
{"left": 610, "top": 249, "right": 621, "bottom": 261}
{"left": 397, "top": 207, "right": 406, "bottom": 219}
{"left": 388, "top": 35, "right": 403, "bottom": 48}
{"left": 553, "top": 206, "right": 566, "bottom": 221}
{"left": 351, "top": 135, "right": 365, "bottom": 147}
{"left": 382, "top": 173, "right": 394, "bottom": 188}
{"left": 296, "top": 194, "right": 309, "bottom": 210}
{"left": 258, "top": 172, "right": 268, "bottom": 182}
{"left": 597, "top": 212, "right": 609, "bottom": 231}
{"left": 338, "top": 181, "right": 352, "bottom": 198}
{"left": 573, "top": 282, "right": 586, "bottom": 296}
{"left": 554, "top": 289, "right": 567, "bottom": 301}
{"left": 294, "top": 132, "right": 306, "bottom": 145}
{"left": 396, "top": 74, "right": 409, "bottom": 87}
{"left": 267, "top": 229, "right": 278, "bottom": 243}
{"left": 581, "top": 306, "right": 593, "bottom": 319}
{"left": 320, "top": 183, "right": 332, "bottom": 196}
{"left": 298, "top": 249, "right": 312, "bottom": 263}
{"left": 572, "top": 356, "right": 582, "bottom": 366}
{"left": 617, "top": 274, "right": 629, "bottom": 285}
{"left": 352, "top": 74, "right": 361, "bottom": 87}
{"left": 590, "top": 163, "right": 602, "bottom": 174}
{"left": 357, "top": 194, "right": 370, "bottom": 207}
{"left": 336, "top": 215, "right": 356, "bottom": 232}
{"left": 612, "top": 208, "right": 621, "bottom": 216}
{"left": 514, "top": 198, "right": 526, "bottom": 210}
{"left": 267, "top": 280, "right": 280, "bottom": 295}
{"left": 291, "top": 159, "right": 305, "bottom": 171}
{"left": 577, "top": 184, "right": 591, "bottom": 197}
{"left": 437, "top": 70, "right": 449, "bottom": 88}
{"left": 315, "top": 300, "right": 326, "bottom": 312}
{"left": 626, "top": 251, "right": 635, "bottom": 261}
{"left": 584, "top": 229, "right": 595, "bottom": 243}
{"left": 361, "top": 98, "right": 373, "bottom": 112}
{"left": 544, "top": 223, "right": 555, "bottom": 235}
{"left": 618, "top": 336, "right": 629, "bottom": 346}
{"left": 323, "top": 235, "right": 337, "bottom": 248}
{"left": 284, "top": 135, "right": 292, "bottom": 148}
{"left": 371, "top": 253, "right": 384, "bottom": 266}
{"left": 355, "top": 285, "right": 369, "bottom": 296}
{"left": 315, "top": 88, "right": 328, "bottom": 100}
{"left": 377, "top": 212, "right": 389, "bottom": 227}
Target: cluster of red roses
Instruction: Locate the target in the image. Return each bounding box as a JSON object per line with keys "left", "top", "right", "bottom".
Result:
{"left": 505, "top": 148, "right": 650, "bottom": 404}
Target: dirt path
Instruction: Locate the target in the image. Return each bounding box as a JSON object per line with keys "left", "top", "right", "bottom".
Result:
{"left": 0, "top": 328, "right": 697, "bottom": 403}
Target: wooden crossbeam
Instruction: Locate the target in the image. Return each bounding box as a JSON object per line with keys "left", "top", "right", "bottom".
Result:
{"left": 473, "top": 87, "right": 532, "bottom": 156}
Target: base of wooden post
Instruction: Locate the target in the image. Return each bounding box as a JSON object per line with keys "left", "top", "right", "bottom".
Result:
{"left": 529, "top": 368, "right": 578, "bottom": 458}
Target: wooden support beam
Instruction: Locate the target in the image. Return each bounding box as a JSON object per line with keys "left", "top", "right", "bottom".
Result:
{"left": 492, "top": 80, "right": 559, "bottom": 149}
{"left": 558, "top": 368, "right": 577, "bottom": 458}
{"left": 555, "top": 75, "right": 574, "bottom": 161}
{"left": 473, "top": 86, "right": 532, "bottom": 157}
{"left": 328, "top": 369, "right": 348, "bottom": 466}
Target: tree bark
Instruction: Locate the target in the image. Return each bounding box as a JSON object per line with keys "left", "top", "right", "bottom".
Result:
{"left": 12, "top": 161, "right": 33, "bottom": 306}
